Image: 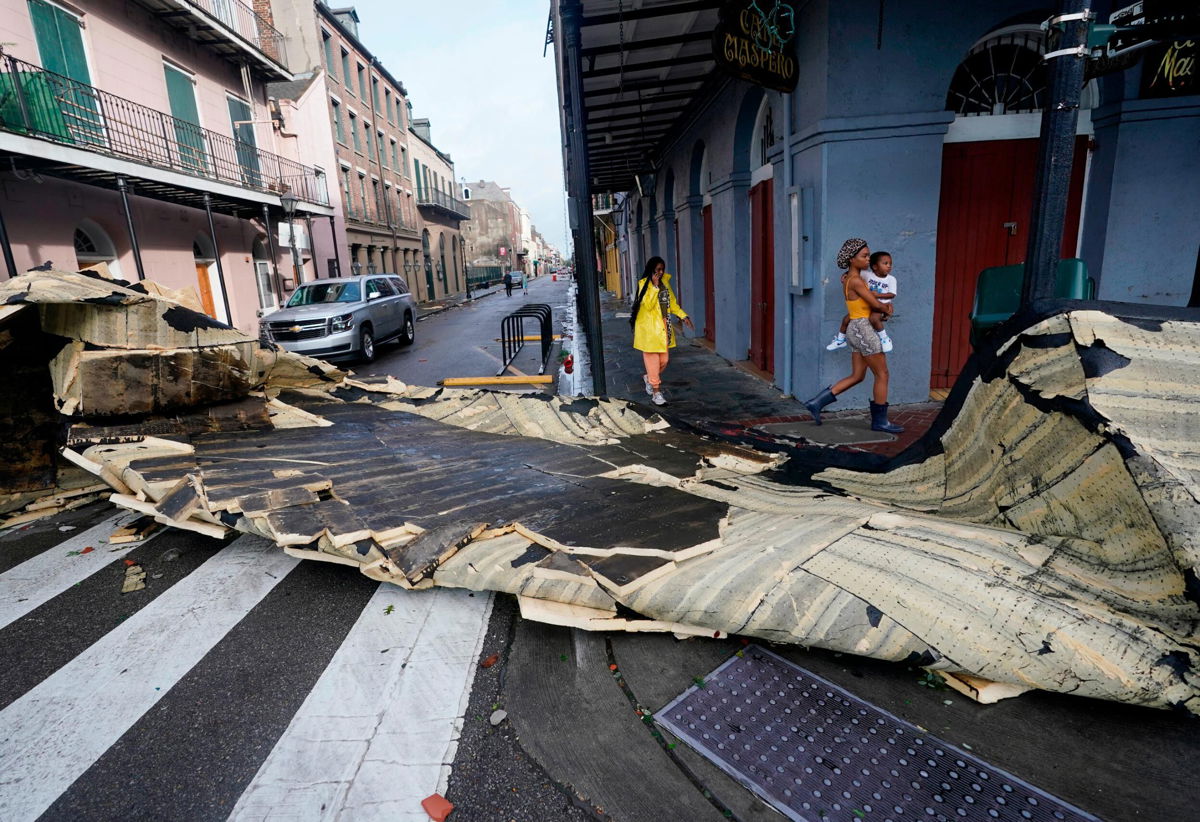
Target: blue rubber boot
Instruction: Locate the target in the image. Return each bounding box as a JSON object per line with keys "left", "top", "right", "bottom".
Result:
{"left": 804, "top": 387, "right": 837, "bottom": 425}
{"left": 870, "top": 401, "right": 904, "bottom": 433}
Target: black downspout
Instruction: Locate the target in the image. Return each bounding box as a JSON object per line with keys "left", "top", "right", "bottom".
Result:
{"left": 328, "top": 214, "right": 343, "bottom": 277}
{"left": 262, "top": 204, "right": 284, "bottom": 300}
{"left": 0, "top": 201, "right": 17, "bottom": 279}
{"left": 203, "top": 194, "right": 233, "bottom": 324}
{"left": 116, "top": 176, "right": 146, "bottom": 281}
{"left": 1021, "top": 0, "right": 1088, "bottom": 306}
{"left": 561, "top": 0, "right": 606, "bottom": 394}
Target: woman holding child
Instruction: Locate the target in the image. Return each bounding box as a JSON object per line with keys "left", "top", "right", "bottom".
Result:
{"left": 803, "top": 238, "right": 903, "bottom": 434}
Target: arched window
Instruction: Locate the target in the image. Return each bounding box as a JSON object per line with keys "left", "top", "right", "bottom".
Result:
{"left": 751, "top": 97, "right": 777, "bottom": 169}
{"left": 73, "top": 219, "right": 122, "bottom": 277}
{"left": 946, "top": 27, "right": 1098, "bottom": 117}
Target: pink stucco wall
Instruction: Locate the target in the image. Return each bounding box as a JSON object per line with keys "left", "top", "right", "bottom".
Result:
{"left": 1, "top": 174, "right": 285, "bottom": 332}
{"left": 0, "top": 0, "right": 300, "bottom": 333}
{"left": 0, "top": 0, "right": 272, "bottom": 144}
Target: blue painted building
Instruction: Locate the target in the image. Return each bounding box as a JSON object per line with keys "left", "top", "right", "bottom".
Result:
{"left": 557, "top": 0, "right": 1199, "bottom": 404}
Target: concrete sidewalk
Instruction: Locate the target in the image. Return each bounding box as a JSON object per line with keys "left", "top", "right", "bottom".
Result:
{"left": 597, "top": 289, "right": 941, "bottom": 458}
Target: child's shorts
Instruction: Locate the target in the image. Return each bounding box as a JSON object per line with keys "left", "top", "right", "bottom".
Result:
{"left": 846, "top": 317, "right": 883, "bottom": 356}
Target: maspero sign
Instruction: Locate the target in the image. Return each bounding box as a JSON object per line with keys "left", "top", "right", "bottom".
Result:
{"left": 713, "top": 0, "right": 799, "bottom": 93}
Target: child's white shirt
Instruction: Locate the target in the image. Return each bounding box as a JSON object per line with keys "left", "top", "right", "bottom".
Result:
{"left": 865, "top": 272, "right": 897, "bottom": 304}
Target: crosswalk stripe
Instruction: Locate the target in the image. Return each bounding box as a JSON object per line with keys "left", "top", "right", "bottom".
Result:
{"left": 229, "top": 585, "right": 493, "bottom": 821}
{"left": 0, "top": 511, "right": 140, "bottom": 631}
{"left": 0, "top": 535, "right": 299, "bottom": 822}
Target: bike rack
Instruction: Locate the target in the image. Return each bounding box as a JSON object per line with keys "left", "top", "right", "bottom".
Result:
{"left": 498, "top": 303, "right": 554, "bottom": 376}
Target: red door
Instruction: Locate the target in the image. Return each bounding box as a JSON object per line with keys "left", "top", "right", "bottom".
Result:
{"left": 749, "top": 179, "right": 775, "bottom": 374}
{"left": 931, "top": 138, "right": 1087, "bottom": 389}
{"left": 702, "top": 204, "right": 715, "bottom": 342}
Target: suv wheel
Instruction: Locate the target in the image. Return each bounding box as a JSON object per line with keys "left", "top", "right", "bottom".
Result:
{"left": 359, "top": 325, "right": 375, "bottom": 363}
{"left": 400, "top": 313, "right": 415, "bottom": 346}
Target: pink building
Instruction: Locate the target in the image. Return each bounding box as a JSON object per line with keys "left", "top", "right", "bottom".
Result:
{"left": 0, "top": 0, "right": 332, "bottom": 332}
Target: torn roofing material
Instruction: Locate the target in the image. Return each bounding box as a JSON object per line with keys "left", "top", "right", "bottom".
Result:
{"left": 3, "top": 269, "right": 1199, "bottom": 713}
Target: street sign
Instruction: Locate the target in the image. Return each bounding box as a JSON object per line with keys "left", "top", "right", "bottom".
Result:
{"left": 1106, "top": 1, "right": 1200, "bottom": 57}
{"left": 712, "top": 0, "right": 799, "bottom": 92}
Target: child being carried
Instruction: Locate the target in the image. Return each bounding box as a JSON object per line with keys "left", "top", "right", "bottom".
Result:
{"left": 826, "top": 250, "right": 897, "bottom": 353}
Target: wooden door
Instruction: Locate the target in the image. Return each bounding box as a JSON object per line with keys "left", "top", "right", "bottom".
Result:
{"left": 702, "top": 205, "right": 715, "bottom": 342}
{"left": 195, "top": 263, "right": 217, "bottom": 318}
{"left": 931, "top": 138, "right": 1087, "bottom": 388}
{"left": 749, "top": 179, "right": 775, "bottom": 374}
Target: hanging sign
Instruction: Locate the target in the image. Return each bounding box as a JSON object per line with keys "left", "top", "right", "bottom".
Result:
{"left": 277, "top": 223, "right": 309, "bottom": 250}
{"left": 713, "top": 0, "right": 799, "bottom": 92}
{"left": 1140, "top": 38, "right": 1197, "bottom": 97}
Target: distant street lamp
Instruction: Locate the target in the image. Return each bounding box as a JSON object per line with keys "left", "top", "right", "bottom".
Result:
{"left": 281, "top": 192, "right": 300, "bottom": 288}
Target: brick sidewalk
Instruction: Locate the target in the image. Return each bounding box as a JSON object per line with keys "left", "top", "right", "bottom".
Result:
{"left": 738, "top": 402, "right": 944, "bottom": 458}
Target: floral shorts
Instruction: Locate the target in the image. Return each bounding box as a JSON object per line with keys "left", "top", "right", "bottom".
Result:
{"left": 846, "top": 317, "right": 882, "bottom": 356}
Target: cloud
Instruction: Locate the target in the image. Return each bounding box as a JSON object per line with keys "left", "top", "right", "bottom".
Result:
{"left": 347, "top": 0, "right": 570, "bottom": 251}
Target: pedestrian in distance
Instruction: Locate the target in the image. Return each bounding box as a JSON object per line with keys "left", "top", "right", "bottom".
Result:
{"left": 521, "top": 271, "right": 529, "bottom": 296}
{"left": 503, "top": 271, "right": 514, "bottom": 297}
{"left": 826, "top": 250, "right": 897, "bottom": 352}
{"left": 804, "top": 238, "right": 903, "bottom": 433}
{"left": 631, "top": 256, "right": 693, "bottom": 407}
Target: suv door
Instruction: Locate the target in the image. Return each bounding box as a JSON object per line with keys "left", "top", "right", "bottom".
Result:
{"left": 364, "top": 277, "right": 398, "bottom": 339}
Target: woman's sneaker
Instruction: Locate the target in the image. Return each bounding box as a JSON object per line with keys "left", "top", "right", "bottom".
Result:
{"left": 825, "top": 334, "right": 847, "bottom": 351}
{"left": 651, "top": 391, "right": 667, "bottom": 406}
{"left": 643, "top": 375, "right": 654, "bottom": 396}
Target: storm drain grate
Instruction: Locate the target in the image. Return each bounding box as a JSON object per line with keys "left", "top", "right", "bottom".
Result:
{"left": 655, "top": 646, "right": 1098, "bottom": 822}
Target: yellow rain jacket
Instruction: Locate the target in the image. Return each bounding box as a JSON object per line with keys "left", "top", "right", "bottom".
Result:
{"left": 632, "top": 274, "right": 688, "bottom": 353}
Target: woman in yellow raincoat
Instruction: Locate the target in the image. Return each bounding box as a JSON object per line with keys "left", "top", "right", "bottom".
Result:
{"left": 632, "top": 256, "right": 693, "bottom": 406}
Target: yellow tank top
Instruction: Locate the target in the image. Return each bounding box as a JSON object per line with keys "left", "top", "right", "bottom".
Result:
{"left": 844, "top": 274, "right": 870, "bottom": 319}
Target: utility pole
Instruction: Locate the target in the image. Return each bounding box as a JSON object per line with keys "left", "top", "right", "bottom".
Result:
{"left": 1021, "top": 0, "right": 1091, "bottom": 305}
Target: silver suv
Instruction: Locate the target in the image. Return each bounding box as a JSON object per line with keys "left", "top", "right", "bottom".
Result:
{"left": 260, "top": 274, "right": 416, "bottom": 362}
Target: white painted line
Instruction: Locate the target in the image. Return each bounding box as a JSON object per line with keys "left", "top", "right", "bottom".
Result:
{"left": 0, "top": 511, "right": 141, "bottom": 630}
{"left": 0, "top": 535, "right": 298, "bottom": 822}
{"left": 228, "top": 586, "right": 493, "bottom": 822}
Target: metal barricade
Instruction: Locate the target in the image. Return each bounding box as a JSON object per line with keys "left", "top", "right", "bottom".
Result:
{"left": 498, "top": 303, "right": 553, "bottom": 376}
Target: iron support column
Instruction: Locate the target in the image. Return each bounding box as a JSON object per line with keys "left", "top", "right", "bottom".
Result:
{"left": 116, "top": 176, "right": 146, "bottom": 281}
{"left": 262, "top": 204, "right": 285, "bottom": 300}
{"left": 203, "top": 194, "right": 232, "bottom": 324}
{"left": 561, "top": 0, "right": 606, "bottom": 394}
{"left": 328, "top": 214, "right": 343, "bottom": 277}
{"left": 1022, "top": 0, "right": 1089, "bottom": 306}
{"left": 0, "top": 201, "right": 17, "bottom": 279}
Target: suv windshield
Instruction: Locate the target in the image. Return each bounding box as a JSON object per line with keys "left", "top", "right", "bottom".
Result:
{"left": 286, "top": 281, "right": 362, "bottom": 307}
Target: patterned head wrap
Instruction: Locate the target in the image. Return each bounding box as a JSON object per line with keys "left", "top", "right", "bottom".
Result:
{"left": 836, "top": 238, "right": 868, "bottom": 270}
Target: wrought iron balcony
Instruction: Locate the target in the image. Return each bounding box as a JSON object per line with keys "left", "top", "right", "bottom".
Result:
{"left": 416, "top": 189, "right": 471, "bottom": 220}
{"left": 131, "top": 0, "right": 288, "bottom": 79}
{"left": 0, "top": 55, "right": 329, "bottom": 208}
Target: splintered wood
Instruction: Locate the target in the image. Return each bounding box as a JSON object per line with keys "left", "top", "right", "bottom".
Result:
{"left": 4, "top": 269, "right": 1200, "bottom": 713}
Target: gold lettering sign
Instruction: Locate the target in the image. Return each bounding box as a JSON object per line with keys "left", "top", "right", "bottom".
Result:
{"left": 1141, "top": 39, "right": 1198, "bottom": 98}
{"left": 713, "top": 1, "right": 799, "bottom": 92}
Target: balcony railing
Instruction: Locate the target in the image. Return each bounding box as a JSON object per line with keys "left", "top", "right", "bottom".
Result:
{"left": 416, "top": 189, "right": 471, "bottom": 220}
{"left": 0, "top": 55, "right": 328, "bottom": 206}
{"left": 344, "top": 203, "right": 416, "bottom": 233}
{"left": 133, "top": 0, "right": 287, "bottom": 68}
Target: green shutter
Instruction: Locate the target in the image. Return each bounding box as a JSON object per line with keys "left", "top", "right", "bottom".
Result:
{"left": 28, "top": 0, "right": 90, "bottom": 83}
{"left": 227, "top": 96, "right": 260, "bottom": 186}
{"left": 27, "top": 0, "right": 102, "bottom": 144}
{"left": 164, "top": 64, "right": 207, "bottom": 172}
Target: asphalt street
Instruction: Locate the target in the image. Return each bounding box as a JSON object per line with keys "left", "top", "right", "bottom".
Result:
{"left": 356, "top": 274, "right": 572, "bottom": 390}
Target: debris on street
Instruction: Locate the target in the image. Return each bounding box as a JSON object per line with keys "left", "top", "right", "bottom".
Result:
{"left": 1, "top": 268, "right": 1198, "bottom": 713}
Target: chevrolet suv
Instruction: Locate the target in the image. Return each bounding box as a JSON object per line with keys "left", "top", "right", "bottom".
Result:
{"left": 260, "top": 274, "right": 416, "bottom": 362}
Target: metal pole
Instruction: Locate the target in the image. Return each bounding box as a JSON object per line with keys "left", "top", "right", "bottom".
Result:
{"left": 328, "top": 214, "right": 343, "bottom": 276}
{"left": 203, "top": 194, "right": 233, "bottom": 324}
{"left": 116, "top": 176, "right": 146, "bottom": 281}
{"left": 561, "top": 0, "right": 606, "bottom": 394}
{"left": 1021, "top": 0, "right": 1089, "bottom": 306}
{"left": 0, "top": 201, "right": 17, "bottom": 279}
{"left": 262, "top": 203, "right": 285, "bottom": 300}
{"left": 288, "top": 216, "right": 300, "bottom": 285}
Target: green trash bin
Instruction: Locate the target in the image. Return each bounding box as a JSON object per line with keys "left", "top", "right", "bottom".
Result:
{"left": 969, "top": 258, "right": 1094, "bottom": 347}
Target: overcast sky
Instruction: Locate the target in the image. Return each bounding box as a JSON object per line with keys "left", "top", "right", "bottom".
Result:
{"left": 346, "top": 0, "right": 569, "bottom": 252}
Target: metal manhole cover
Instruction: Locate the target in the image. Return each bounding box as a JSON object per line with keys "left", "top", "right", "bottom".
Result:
{"left": 655, "top": 646, "right": 1097, "bottom": 822}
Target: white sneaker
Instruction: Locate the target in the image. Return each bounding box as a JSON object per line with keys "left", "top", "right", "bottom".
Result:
{"left": 643, "top": 375, "right": 654, "bottom": 396}
{"left": 651, "top": 391, "right": 666, "bottom": 406}
{"left": 826, "top": 335, "right": 846, "bottom": 351}
{"left": 878, "top": 331, "right": 893, "bottom": 353}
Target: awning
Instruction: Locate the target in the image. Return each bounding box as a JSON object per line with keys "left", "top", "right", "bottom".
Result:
{"left": 573, "top": 1, "right": 723, "bottom": 193}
